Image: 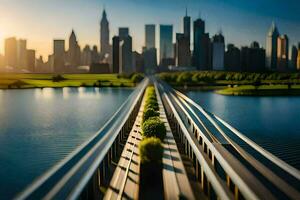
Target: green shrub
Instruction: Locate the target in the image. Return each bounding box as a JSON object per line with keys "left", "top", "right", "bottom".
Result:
{"left": 145, "top": 101, "right": 159, "bottom": 111}
{"left": 143, "top": 108, "right": 159, "bottom": 122}
{"left": 142, "top": 117, "right": 166, "bottom": 140}
{"left": 140, "top": 137, "right": 163, "bottom": 164}
{"left": 131, "top": 73, "right": 144, "bottom": 83}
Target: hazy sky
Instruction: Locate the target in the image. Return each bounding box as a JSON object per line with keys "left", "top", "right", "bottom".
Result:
{"left": 0, "top": 0, "right": 299, "bottom": 60}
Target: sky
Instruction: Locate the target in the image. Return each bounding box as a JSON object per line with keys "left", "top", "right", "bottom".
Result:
{"left": 0, "top": 0, "right": 299, "bottom": 60}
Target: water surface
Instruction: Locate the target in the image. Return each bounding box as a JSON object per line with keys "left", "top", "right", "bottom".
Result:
{"left": 186, "top": 90, "right": 300, "bottom": 170}
{"left": 0, "top": 87, "right": 133, "bottom": 198}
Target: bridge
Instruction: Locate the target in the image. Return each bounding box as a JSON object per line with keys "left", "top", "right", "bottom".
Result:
{"left": 16, "top": 77, "right": 300, "bottom": 200}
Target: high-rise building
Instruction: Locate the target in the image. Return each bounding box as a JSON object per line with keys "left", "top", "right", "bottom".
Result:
{"left": 119, "top": 35, "right": 133, "bottom": 74}
{"left": 133, "top": 51, "right": 144, "bottom": 73}
{"left": 266, "top": 22, "right": 279, "bottom": 70}
{"left": 145, "top": 24, "right": 156, "bottom": 49}
{"left": 100, "top": 9, "right": 110, "bottom": 55}
{"left": 277, "top": 34, "right": 289, "bottom": 71}
{"left": 241, "top": 42, "right": 266, "bottom": 72}
{"left": 143, "top": 48, "right": 157, "bottom": 74}
{"left": 160, "top": 25, "right": 173, "bottom": 66}
{"left": 119, "top": 28, "right": 129, "bottom": 40}
{"left": 5, "top": 37, "right": 17, "bottom": 68}
{"left": 193, "top": 18, "right": 205, "bottom": 69}
{"left": 68, "top": 30, "right": 81, "bottom": 67}
{"left": 91, "top": 45, "right": 99, "bottom": 64}
{"left": 81, "top": 45, "right": 92, "bottom": 66}
{"left": 26, "top": 49, "right": 35, "bottom": 72}
{"left": 291, "top": 45, "right": 298, "bottom": 70}
{"left": 212, "top": 33, "right": 225, "bottom": 70}
{"left": 225, "top": 44, "right": 241, "bottom": 71}
{"left": 112, "top": 36, "right": 120, "bottom": 73}
{"left": 53, "top": 40, "right": 65, "bottom": 72}
{"left": 183, "top": 8, "right": 191, "bottom": 46}
{"left": 17, "top": 39, "right": 27, "bottom": 68}
{"left": 175, "top": 33, "right": 191, "bottom": 66}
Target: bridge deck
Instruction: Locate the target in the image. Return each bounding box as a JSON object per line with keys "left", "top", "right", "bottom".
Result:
{"left": 155, "top": 84, "right": 196, "bottom": 200}
{"left": 104, "top": 94, "right": 145, "bottom": 200}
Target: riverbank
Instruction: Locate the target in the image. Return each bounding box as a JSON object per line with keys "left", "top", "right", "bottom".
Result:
{"left": 0, "top": 73, "right": 143, "bottom": 89}
{"left": 216, "top": 85, "right": 300, "bottom": 96}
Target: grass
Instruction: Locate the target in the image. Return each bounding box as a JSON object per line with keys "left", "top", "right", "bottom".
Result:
{"left": 216, "top": 84, "right": 300, "bottom": 96}
{"left": 0, "top": 73, "right": 136, "bottom": 89}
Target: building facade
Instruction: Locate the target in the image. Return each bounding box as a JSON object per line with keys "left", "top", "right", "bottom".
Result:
{"left": 53, "top": 40, "right": 65, "bottom": 72}
{"left": 266, "top": 22, "right": 279, "bottom": 70}
{"left": 145, "top": 24, "right": 156, "bottom": 49}
{"left": 212, "top": 33, "right": 225, "bottom": 71}
{"left": 175, "top": 33, "right": 191, "bottom": 67}
{"left": 5, "top": 37, "right": 17, "bottom": 68}
{"left": 100, "top": 9, "right": 110, "bottom": 55}
{"left": 277, "top": 34, "right": 289, "bottom": 71}
{"left": 225, "top": 44, "right": 241, "bottom": 71}
{"left": 159, "top": 25, "right": 173, "bottom": 66}
{"left": 112, "top": 36, "right": 120, "bottom": 73}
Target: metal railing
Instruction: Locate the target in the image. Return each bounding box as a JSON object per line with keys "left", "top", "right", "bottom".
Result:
{"left": 16, "top": 78, "right": 148, "bottom": 200}
{"left": 157, "top": 80, "right": 300, "bottom": 200}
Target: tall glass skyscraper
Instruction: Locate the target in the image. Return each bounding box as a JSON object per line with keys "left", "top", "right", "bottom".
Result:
{"left": 159, "top": 25, "right": 173, "bottom": 65}
{"left": 145, "top": 24, "right": 156, "bottom": 49}
{"left": 193, "top": 18, "right": 205, "bottom": 69}
{"left": 266, "top": 22, "right": 279, "bottom": 69}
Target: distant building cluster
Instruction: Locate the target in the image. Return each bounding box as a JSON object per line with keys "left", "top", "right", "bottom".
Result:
{"left": 0, "top": 8, "right": 299, "bottom": 74}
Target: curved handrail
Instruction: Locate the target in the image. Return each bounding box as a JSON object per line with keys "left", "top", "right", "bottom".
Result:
{"left": 157, "top": 83, "right": 235, "bottom": 200}
{"left": 176, "top": 89, "right": 300, "bottom": 181}
{"left": 16, "top": 78, "right": 148, "bottom": 200}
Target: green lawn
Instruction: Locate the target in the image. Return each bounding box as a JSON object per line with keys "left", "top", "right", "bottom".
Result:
{"left": 0, "top": 73, "right": 137, "bottom": 89}
{"left": 216, "top": 84, "right": 300, "bottom": 96}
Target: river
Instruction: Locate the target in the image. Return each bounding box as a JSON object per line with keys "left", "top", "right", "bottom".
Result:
{"left": 0, "top": 87, "right": 133, "bottom": 199}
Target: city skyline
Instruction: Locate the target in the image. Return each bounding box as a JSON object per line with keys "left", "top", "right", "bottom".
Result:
{"left": 0, "top": 0, "right": 299, "bottom": 60}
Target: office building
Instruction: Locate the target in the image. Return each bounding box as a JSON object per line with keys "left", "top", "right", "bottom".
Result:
{"left": 175, "top": 33, "right": 191, "bottom": 66}
{"left": 225, "top": 44, "right": 241, "bottom": 71}
{"left": 183, "top": 8, "right": 191, "bottom": 46}
{"left": 5, "top": 37, "right": 17, "bottom": 68}
{"left": 241, "top": 42, "right": 266, "bottom": 72}
{"left": 112, "top": 36, "right": 120, "bottom": 73}
{"left": 277, "top": 34, "right": 289, "bottom": 71}
{"left": 145, "top": 24, "right": 156, "bottom": 49}
{"left": 26, "top": 49, "right": 36, "bottom": 72}
{"left": 119, "top": 28, "right": 129, "bottom": 40}
{"left": 212, "top": 33, "right": 225, "bottom": 70}
{"left": 291, "top": 45, "right": 298, "bottom": 70}
{"left": 53, "top": 40, "right": 65, "bottom": 72}
{"left": 266, "top": 22, "right": 279, "bottom": 70}
{"left": 81, "top": 45, "right": 92, "bottom": 66}
{"left": 17, "top": 39, "right": 27, "bottom": 68}
{"left": 160, "top": 25, "right": 173, "bottom": 66}
{"left": 193, "top": 18, "right": 205, "bottom": 69}
{"left": 119, "top": 35, "right": 133, "bottom": 74}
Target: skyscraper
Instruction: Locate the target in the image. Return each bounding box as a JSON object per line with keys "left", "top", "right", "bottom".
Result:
{"left": 112, "top": 36, "right": 120, "bottom": 73}
{"left": 212, "top": 33, "right": 225, "bottom": 70}
{"left": 277, "top": 34, "right": 289, "bottom": 71}
{"left": 225, "top": 44, "right": 241, "bottom": 71}
{"left": 17, "top": 39, "right": 27, "bottom": 68}
{"left": 26, "top": 49, "right": 36, "bottom": 72}
{"left": 144, "top": 24, "right": 157, "bottom": 73}
{"left": 81, "top": 45, "right": 92, "bottom": 66}
{"left": 183, "top": 8, "right": 191, "bottom": 46}
{"left": 100, "top": 9, "right": 110, "bottom": 55}
{"left": 193, "top": 18, "right": 205, "bottom": 69}
{"left": 266, "top": 22, "right": 279, "bottom": 70}
{"left": 119, "top": 35, "right": 133, "bottom": 74}
{"left": 291, "top": 45, "right": 298, "bottom": 70}
{"left": 68, "top": 30, "right": 81, "bottom": 67}
{"left": 176, "top": 33, "right": 191, "bottom": 66}
{"left": 145, "top": 24, "right": 156, "bottom": 49}
{"left": 5, "top": 37, "right": 17, "bottom": 68}
{"left": 241, "top": 42, "right": 266, "bottom": 72}
{"left": 53, "top": 40, "right": 65, "bottom": 72}
{"left": 159, "top": 25, "right": 173, "bottom": 66}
